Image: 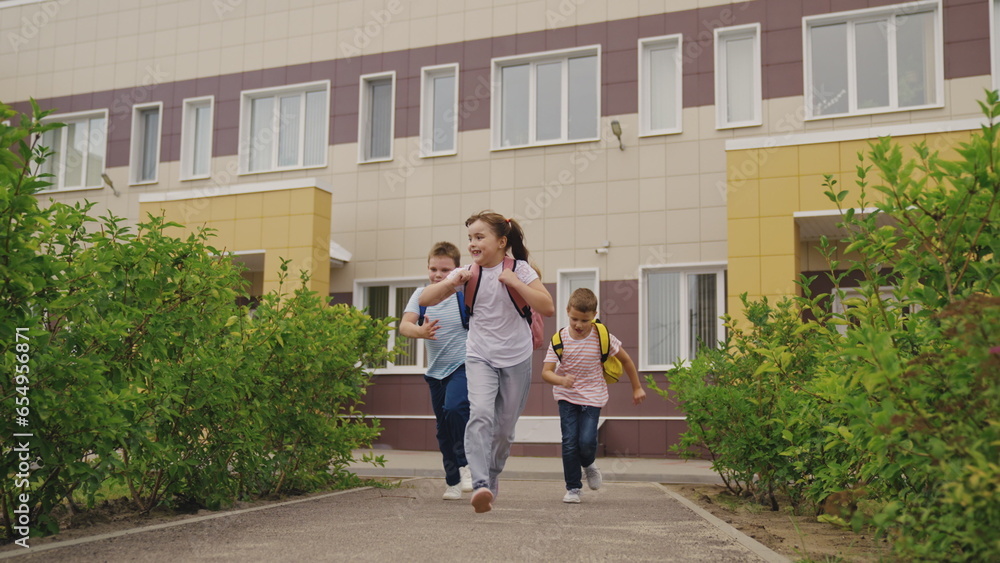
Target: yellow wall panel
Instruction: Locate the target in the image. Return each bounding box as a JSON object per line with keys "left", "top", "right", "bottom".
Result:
{"left": 234, "top": 218, "right": 263, "bottom": 249}
{"left": 289, "top": 188, "right": 317, "bottom": 215}
{"left": 209, "top": 220, "right": 236, "bottom": 251}
{"left": 797, "top": 143, "right": 840, "bottom": 176}
{"left": 799, "top": 174, "right": 841, "bottom": 212}
{"left": 209, "top": 195, "right": 237, "bottom": 222}
{"left": 757, "top": 146, "right": 798, "bottom": 179}
{"left": 261, "top": 191, "right": 291, "bottom": 218}
{"left": 727, "top": 218, "right": 760, "bottom": 258}
{"left": 727, "top": 149, "right": 760, "bottom": 181}
{"left": 261, "top": 216, "right": 291, "bottom": 248}
{"left": 758, "top": 177, "right": 799, "bottom": 217}
{"left": 727, "top": 178, "right": 759, "bottom": 219}
{"left": 728, "top": 256, "right": 761, "bottom": 296}
{"left": 234, "top": 193, "right": 263, "bottom": 220}
{"left": 760, "top": 216, "right": 795, "bottom": 256}
{"left": 759, "top": 255, "right": 797, "bottom": 296}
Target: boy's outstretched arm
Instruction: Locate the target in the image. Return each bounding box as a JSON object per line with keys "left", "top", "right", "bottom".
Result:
{"left": 541, "top": 361, "right": 575, "bottom": 388}
{"left": 398, "top": 312, "right": 439, "bottom": 340}
{"left": 615, "top": 348, "right": 646, "bottom": 405}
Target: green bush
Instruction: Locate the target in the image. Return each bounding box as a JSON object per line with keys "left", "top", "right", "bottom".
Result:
{"left": 0, "top": 102, "right": 392, "bottom": 542}
{"left": 653, "top": 91, "right": 1000, "bottom": 561}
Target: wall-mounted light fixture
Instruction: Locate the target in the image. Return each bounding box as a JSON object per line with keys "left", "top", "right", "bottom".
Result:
{"left": 101, "top": 173, "right": 120, "bottom": 197}
{"left": 610, "top": 120, "right": 624, "bottom": 151}
{"left": 595, "top": 240, "right": 610, "bottom": 254}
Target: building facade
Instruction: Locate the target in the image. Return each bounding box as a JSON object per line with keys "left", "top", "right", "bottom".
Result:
{"left": 1, "top": 0, "right": 994, "bottom": 456}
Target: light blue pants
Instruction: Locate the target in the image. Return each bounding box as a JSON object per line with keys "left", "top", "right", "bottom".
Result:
{"left": 464, "top": 356, "right": 533, "bottom": 491}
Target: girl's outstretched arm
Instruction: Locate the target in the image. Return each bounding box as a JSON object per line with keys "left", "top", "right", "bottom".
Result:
{"left": 419, "top": 269, "right": 470, "bottom": 307}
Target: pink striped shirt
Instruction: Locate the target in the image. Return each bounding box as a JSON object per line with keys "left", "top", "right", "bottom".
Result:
{"left": 543, "top": 327, "right": 621, "bottom": 408}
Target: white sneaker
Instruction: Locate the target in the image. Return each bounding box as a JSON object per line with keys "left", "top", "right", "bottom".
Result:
{"left": 442, "top": 484, "right": 462, "bottom": 500}
{"left": 584, "top": 464, "right": 603, "bottom": 490}
{"left": 459, "top": 466, "right": 473, "bottom": 492}
{"left": 562, "top": 489, "right": 581, "bottom": 503}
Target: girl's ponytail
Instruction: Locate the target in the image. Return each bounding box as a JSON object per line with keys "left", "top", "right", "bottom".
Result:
{"left": 504, "top": 217, "right": 529, "bottom": 262}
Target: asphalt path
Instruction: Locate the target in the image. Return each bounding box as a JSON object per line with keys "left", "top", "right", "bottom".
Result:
{"left": 1, "top": 478, "right": 788, "bottom": 562}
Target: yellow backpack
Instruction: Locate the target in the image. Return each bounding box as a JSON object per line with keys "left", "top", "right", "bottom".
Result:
{"left": 550, "top": 320, "right": 624, "bottom": 384}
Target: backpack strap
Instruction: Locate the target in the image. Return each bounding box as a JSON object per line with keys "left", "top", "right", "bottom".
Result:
{"left": 593, "top": 320, "right": 611, "bottom": 363}
{"left": 502, "top": 257, "right": 533, "bottom": 323}
{"left": 419, "top": 289, "right": 469, "bottom": 330}
{"left": 456, "top": 290, "right": 469, "bottom": 329}
{"left": 550, "top": 328, "right": 564, "bottom": 362}
{"left": 464, "top": 264, "right": 481, "bottom": 319}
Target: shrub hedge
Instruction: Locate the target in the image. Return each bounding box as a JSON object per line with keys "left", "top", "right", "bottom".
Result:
{"left": 651, "top": 92, "right": 1000, "bottom": 561}
{"left": 0, "top": 102, "right": 393, "bottom": 541}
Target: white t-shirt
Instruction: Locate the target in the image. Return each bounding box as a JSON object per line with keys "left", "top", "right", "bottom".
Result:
{"left": 446, "top": 259, "right": 538, "bottom": 368}
{"left": 403, "top": 287, "right": 467, "bottom": 380}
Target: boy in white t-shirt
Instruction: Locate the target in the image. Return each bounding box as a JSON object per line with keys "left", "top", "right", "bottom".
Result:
{"left": 541, "top": 288, "right": 646, "bottom": 503}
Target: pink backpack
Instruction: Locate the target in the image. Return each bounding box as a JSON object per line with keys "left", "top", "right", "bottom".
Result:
{"left": 464, "top": 257, "right": 545, "bottom": 349}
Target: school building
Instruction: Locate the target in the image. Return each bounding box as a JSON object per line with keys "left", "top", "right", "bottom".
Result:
{"left": 1, "top": 0, "right": 994, "bottom": 457}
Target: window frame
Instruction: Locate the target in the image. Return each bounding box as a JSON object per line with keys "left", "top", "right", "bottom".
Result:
{"left": 556, "top": 268, "right": 601, "bottom": 329}
{"left": 802, "top": 1, "right": 944, "bottom": 120}
{"left": 353, "top": 277, "right": 427, "bottom": 374}
{"left": 358, "top": 71, "right": 397, "bottom": 164}
{"left": 638, "top": 263, "right": 727, "bottom": 371}
{"left": 831, "top": 285, "right": 921, "bottom": 335}
{"left": 180, "top": 96, "right": 214, "bottom": 181}
{"left": 38, "top": 109, "right": 108, "bottom": 192}
{"left": 129, "top": 103, "right": 163, "bottom": 185}
{"left": 992, "top": 0, "right": 1000, "bottom": 91}
{"left": 638, "top": 34, "right": 684, "bottom": 137}
{"left": 238, "top": 80, "right": 330, "bottom": 175}
{"left": 714, "top": 23, "right": 762, "bottom": 130}
{"left": 420, "top": 63, "right": 460, "bottom": 158}
{"left": 490, "top": 44, "right": 602, "bottom": 151}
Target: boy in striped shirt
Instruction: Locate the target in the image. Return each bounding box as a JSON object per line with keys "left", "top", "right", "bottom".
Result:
{"left": 541, "top": 288, "right": 646, "bottom": 503}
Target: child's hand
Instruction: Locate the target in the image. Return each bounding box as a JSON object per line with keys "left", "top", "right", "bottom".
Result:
{"left": 419, "top": 318, "right": 440, "bottom": 340}
{"left": 453, "top": 269, "right": 472, "bottom": 284}
{"left": 632, "top": 387, "right": 647, "bottom": 406}
{"left": 498, "top": 269, "right": 520, "bottom": 288}
{"left": 561, "top": 374, "right": 576, "bottom": 388}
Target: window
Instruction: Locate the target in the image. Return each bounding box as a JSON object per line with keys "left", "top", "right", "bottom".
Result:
{"left": 181, "top": 96, "right": 214, "bottom": 179}
{"left": 240, "top": 81, "right": 329, "bottom": 173}
{"left": 492, "top": 46, "right": 600, "bottom": 149}
{"left": 355, "top": 279, "right": 425, "bottom": 372}
{"left": 420, "top": 64, "right": 459, "bottom": 157}
{"left": 831, "top": 285, "right": 920, "bottom": 335}
{"left": 993, "top": 0, "right": 1000, "bottom": 90}
{"left": 715, "top": 24, "right": 761, "bottom": 129}
{"left": 640, "top": 265, "right": 726, "bottom": 370}
{"left": 639, "top": 35, "right": 683, "bottom": 136}
{"left": 557, "top": 269, "right": 599, "bottom": 329}
{"left": 805, "top": 2, "right": 942, "bottom": 118}
{"left": 129, "top": 103, "right": 162, "bottom": 184}
{"left": 38, "top": 111, "right": 107, "bottom": 191}
{"left": 359, "top": 72, "right": 396, "bottom": 163}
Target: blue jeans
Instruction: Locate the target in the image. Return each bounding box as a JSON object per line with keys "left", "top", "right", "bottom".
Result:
{"left": 558, "top": 400, "right": 601, "bottom": 490}
{"left": 425, "top": 365, "right": 470, "bottom": 486}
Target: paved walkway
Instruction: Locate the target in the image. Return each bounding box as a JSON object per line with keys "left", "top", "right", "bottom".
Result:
{"left": 0, "top": 451, "right": 790, "bottom": 562}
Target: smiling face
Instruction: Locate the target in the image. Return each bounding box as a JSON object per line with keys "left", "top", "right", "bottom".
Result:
{"left": 427, "top": 254, "right": 458, "bottom": 284}
{"left": 566, "top": 306, "right": 597, "bottom": 340}
{"left": 467, "top": 219, "right": 506, "bottom": 267}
